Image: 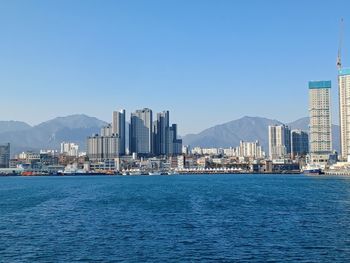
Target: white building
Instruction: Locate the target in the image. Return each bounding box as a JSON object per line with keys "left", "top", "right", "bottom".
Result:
{"left": 60, "top": 142, "right": 79, "bottom": 157}
{"left": 338, "top": 69, "right": 350, "bottom": 161}
{"left": 237, "top": 140, "right": 264, "bottom": 159}
{"left": 308, "top": 81, "right": 333, "bottom": 164}
{"left": 223, "top": 147, "right": 236, "bottom": 157}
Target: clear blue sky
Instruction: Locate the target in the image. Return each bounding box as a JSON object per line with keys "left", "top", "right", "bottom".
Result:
{"left": 0, "top": 0, "right": 349, "bottom": 134}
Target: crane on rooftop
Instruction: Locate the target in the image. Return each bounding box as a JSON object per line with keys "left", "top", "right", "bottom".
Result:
{"left": 337, "top": 18, "right": 344, "bottom": 70}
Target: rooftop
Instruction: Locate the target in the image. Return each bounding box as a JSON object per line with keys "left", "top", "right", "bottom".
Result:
{"left": 308, "top": 80, "right": 331, "bottom": 89}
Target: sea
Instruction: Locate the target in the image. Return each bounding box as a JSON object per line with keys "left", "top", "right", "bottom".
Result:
{"left": 1, "top": 174, "right": 350, "bottom": 262}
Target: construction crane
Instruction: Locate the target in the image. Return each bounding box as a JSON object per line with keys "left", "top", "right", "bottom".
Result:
{"left": 337, "top": 18, "right": 344, "bottom": 70}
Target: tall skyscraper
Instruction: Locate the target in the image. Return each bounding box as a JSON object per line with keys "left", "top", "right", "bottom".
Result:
{"left": 153, "top": 111, "right": 169, "bottom": 156}
{"left": 0, "top": 143, "right": 10, "bottom": 168}
{"left": 338, "top": 69, "right": 350, "bottom": 161}
{"left": 291, "top": 129, "right": 309, "bottom": 158}
{"left": 168, "top": 124, "right": 182, "bottom": 156}
{"left": 130, "top": 108, "right": 153, "bottom": 155}
{"left": 309, "top": 81, "right": 332, "bottom": 164}
{"left": 268, "top": 124, "right": 291, "bottom": 159}
{"left": 112, "top": 109, "right": 126, "bottom": 155}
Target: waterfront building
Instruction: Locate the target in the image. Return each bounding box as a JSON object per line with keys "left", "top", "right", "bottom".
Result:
{"left": 112, "top": 109, "right": 126, "bottom": 155}
{"left": 308, "top": 81, "right": 333, "bottom": 164}
{"left": 0, "top": 143, "right": 10, "bottom": 168}
{"left": 338, "top": 69, "right": 350, "bottom": 161}
{"left": 291, "top": 129, "right": 309, "bottom": 158}
{"left": 87, "top": 134, "right": 120, "bottom": 161}
{"left": 268, "top": 124, "right": 291, "bottom": 159}
{"left": 60, "top": 142, "right": 79, "bottom": 157}
{"left": 130, "top": 108, "right": 153, "bottom": 155}
{"left": 237, "top": 140, "right": 264, "bottom": 159}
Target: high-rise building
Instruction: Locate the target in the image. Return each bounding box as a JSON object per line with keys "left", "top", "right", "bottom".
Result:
{"left": 0, "top": 143, "right": 10, "bottom": 168}
{"left": 130, "top": 108, "right": 153, "bottom": 155}
{"left": 237, "top": 140, "right": 264, "bottom": 159}
{"left": 112, "top": 109, "right": 126, "bottom": 155}
{"left": 338, "top": 69, "right": 350, "bottom": 161}
{"left": 87, "top": 134, "right": 120, "bottom": 161}
{"left": 291, "top": 130, "right": 309, "bottom": 158}
{"left": 268, "top": 124, "right": 291, "bottom": 159}
{"left": 153, "top": 111, "right": 169, "bottom": 156}
{"left": 309, "top": 81, "right": 332, "bottom": 164}
{"left": 168, "top": 124, "right": 182, "bottom": 155}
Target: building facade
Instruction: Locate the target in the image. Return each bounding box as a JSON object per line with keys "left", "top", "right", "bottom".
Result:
{"left": 308, "top": 81, "right": 333, "bottom": 164}
{"left": 87, "top": 134, "right": 120, "bottom": 161}
{"left": 168, "top": 124, "right": 182, "bottom": 155}
{"left": 0, "top": 143, "right": 10, "bottom": 168}
{"left": 269, "top": 124, "right": 291, "bottom": 160}
{"left": 237, "top": 140, "right": 264, "bottom": 159}
{"left": 338, "top": 69, "right": 350, "bottom": 161}
{"left": 153, "top": 111, "right": 169, "bottom": 156}
{"left": 268, "top": 124, "right": 291, "bottom": 159}
{"left": 129, "top": 108, "right": 153, "bottom": 155}
{"left": 112, "top": 109, "right": 126, "bottom": 155}
{"left": 60, "top": 142, "right": 79, "bottom": 157}
{"left": 291, "top": 129, "right": 309, "bottom": 158}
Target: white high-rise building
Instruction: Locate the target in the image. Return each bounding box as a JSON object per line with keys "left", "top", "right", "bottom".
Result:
{"left": 338, "top": 69, "right": 350, "bottom": 161}
{"left": 237, "top": 140, "right": 264, "bottom": 159}
{"left": 308, "top": 81, "right": 332, "bottom": 164}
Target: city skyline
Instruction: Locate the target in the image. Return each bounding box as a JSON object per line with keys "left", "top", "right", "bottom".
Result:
{"left": 0, "top": 1, "right": 350, "bottom": 135}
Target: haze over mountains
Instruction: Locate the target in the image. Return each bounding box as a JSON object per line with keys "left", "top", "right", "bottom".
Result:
{"left": 0, "top": 115, "right": 340, "bottom": 155}
{"left": 0, "top": 115, "right": 107, "bottom": 155}
{"left": 181, "top": 116, "right": 340, "bottom": 153}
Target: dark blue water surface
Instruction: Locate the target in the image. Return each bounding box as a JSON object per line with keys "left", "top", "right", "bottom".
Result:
{"left": 1, "top": 174, "right": 350, "bottom": 262}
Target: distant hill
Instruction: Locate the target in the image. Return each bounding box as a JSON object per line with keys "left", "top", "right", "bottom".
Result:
{"left": 182, "top": 116, "right": 282, "bottom": 151}
{"left": 287, "top": 117, "right": 309, "bottom": 130}
{"left": 0, "top": 121, "right": 31, "bottom": 133}
{"left": 0, "top": 114, "right": 107, "bottom": 155}
{"left": 182, "top": 116, "right": 340, "bottom": 153}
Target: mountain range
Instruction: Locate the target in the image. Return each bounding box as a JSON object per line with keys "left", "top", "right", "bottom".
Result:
{"left": 0, "top": 115, "right": 340, "bottom": 155}
{"left": 182, "top": 116, "right": 340, "bottom": 153}
{"left": 0, "top": 115, "right": 107, "bottom": 155}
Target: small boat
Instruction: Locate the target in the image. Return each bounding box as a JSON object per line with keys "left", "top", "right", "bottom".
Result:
{"left": 148, "top": 171, "right": 161, "bottom": 175}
